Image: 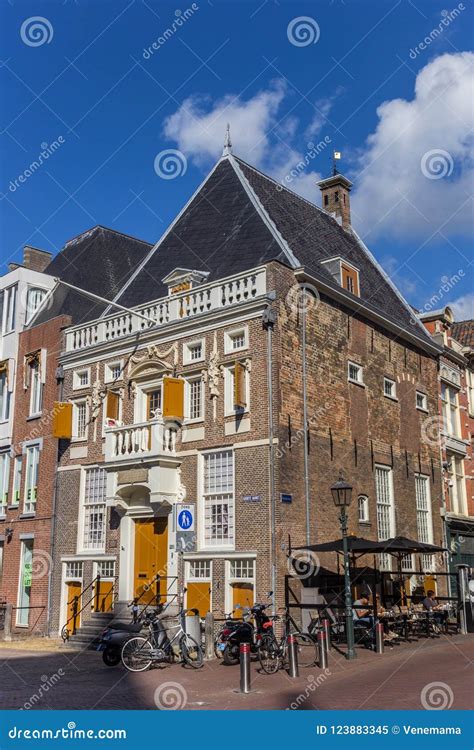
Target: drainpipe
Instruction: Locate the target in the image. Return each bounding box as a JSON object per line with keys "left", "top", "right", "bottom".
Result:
{"left": 302, "top": 292, "right": 311, "bottom": 545}
{"left": 46, "top": 360, "right": 64, "bottom": 636}
{"left": 263, "top": 302, "right": 277, "bottom": 613}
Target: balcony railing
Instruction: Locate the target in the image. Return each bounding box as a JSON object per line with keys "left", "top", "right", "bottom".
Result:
{"left": 105, "top": 418, "right": 179, "bottom": 463}
{"left": 65, "top": 267, "right": 267, "bottom": 352}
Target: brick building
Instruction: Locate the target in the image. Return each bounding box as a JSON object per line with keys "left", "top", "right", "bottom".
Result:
{"left": 0, "top": 227, "right": 151, "bottom": 636}
{"left": 45, "top": 148, "right": 445, "bottom": 637}
{"left": 419, "top": 308, "right": 474, "bottom": 577}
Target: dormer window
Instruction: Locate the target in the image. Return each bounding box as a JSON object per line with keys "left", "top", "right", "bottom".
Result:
{"left": 321, "top": 257, "right": 360, "bottom": 297}
{"left": 162, "top": 268, "right": 209, "bottom": 296}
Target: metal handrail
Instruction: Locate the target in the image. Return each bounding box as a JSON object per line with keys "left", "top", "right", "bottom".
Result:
{"left": 128, "top": 575, "right": 178, "bottom": 621}
{"left": 61, "top": 574, "right": 118, "bottom": 641}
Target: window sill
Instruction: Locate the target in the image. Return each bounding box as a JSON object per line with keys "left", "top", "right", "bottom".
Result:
{"left": 26, "top": 413, "right": 42, "bottom": 421}
{"left": 20, "top": 513, "right": 36, "bottom": 519}
{"left": 7, "top": 504, "right": 20, "bottom": 511}
{"left": 71, "top": 437, "right": 88, "bottom": 444}
{"left": 384, "top": 394, "right": 398, "bottom": 402}
{"left": 416, "top": 407, "right": 429, "bottom": 414}
{"left": 348, "top": 379, "right": 365, "bottom": 388}
{"left": 359, "top": 521, "right": 372, "bottom": 527}
{"left": 184, "top": 417, "right": 205, "bottom": 426}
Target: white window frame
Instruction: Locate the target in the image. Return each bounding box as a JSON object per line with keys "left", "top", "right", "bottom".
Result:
{"left": 224, "top": 364, "right": 250, "bottom": 417}
{"left": 25, "top": 286, "right": 47, "bottom": 324}
{"left": 73, "top": 368, "right": 91, "bottom": 390}
{"left": 199, "top": 448, "right": 235, "bottom": 551}
{"left": 102, "top": 389, "right": 123, "bottom": 435}
{"left": 186, "top": 559, "right": 212, "bottom": 581}
{"left": 0, "top": 368, "right": 11, "bottom": 423}
{"left": 448, "top": 454, "right": 467, "bottom": 516}
{"left": 348, "top": 361, "right": 364, "bottom": 385}
{"left": 72, "top": 399, "right": 89, "bottom": 441}
{"left": 0, "top": 453, "right": 10, "bottom": 515}
{"left": 375, "top": 464, "right": 396, "bottom": 571}
{"left": 185, "top": 376, "right": 204, "bottom": 423}
{"left": 24, "top": 445, "right": 39, "bottom": 514}
{"left": 2, "top": 284, "right": 17, "bottom": 334}
{"left": 135, "top": 379, "right": 163, "bottom": 423}
{"left": 415, "top": 390, "right": 428, "bottom": 413}
{"left": 12, "top": 455, "right": 22, "bottom": 507}
{"left": 466, "top": 368, "right": 474, "bottom": 418}
{"left": 105, "top": 360, "right": 124, "bottom": 384}
{"left": 383, "top": 377, "right": 397, "bottom": 400}
{"left": 225, "top": 556, "right": 256, "bottom": 615}
{"left": 78, "top": 467, "right": 107, "bottom": 553}
{"left": 441, "top": 383, "right": 459, "bottom": 436}
{"left": 29, "top": 359, "right": 43, "bottom": 417}
{"left": 224, "top": 326, "right": 249, "bottom": 354}
{"left": 16, "top": 538, "right": 34, "bottom": 627}
{"left": 183, "top": 339, "right": 205, "bottom": 365}
{"left": 357, "top": 494, "right": 370, "bottom": 523}
{"left": 415, "top": 473, "right": 434, "bottom": 569}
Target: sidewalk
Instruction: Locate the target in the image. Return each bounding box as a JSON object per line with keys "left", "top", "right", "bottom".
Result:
{"left": 0, "top": 633, "right": 472, "bottom": 710}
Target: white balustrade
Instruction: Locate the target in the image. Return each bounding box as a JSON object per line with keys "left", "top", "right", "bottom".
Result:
{"left": 65, "top": 267, "right": 266, "bottom": 352}
{"left": 105, "top": 419, "right": 178, "bottom": 463}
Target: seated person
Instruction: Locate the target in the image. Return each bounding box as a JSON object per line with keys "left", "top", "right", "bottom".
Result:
{"left": 352, "top": 595, "right": 374, "bottom": 629}
{"left": 422, "top": 589, "right": 448, "bottom": 626}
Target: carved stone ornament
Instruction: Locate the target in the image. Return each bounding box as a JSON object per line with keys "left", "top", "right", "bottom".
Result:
{"left": 127, "top": 342, "right": 178, "bottom": 381}
{"left": 207, "top": 331, "right": 221, "bottom": 399}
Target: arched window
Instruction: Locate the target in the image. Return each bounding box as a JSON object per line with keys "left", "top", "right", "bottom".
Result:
{"left": 358, "top": 494, "right": 369, "bottom": 523}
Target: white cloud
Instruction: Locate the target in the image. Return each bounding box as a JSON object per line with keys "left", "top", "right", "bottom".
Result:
{"left": 351, "top": 52, "right": 474, "bottom": 241}
{"left": 162, "top": 80, "right": 331, "bottom": 199}
{"left": 451, "top": 292, "right": 474, "bottom": 321}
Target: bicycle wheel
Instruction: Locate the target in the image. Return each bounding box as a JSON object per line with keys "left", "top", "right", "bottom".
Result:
{"left": 180, "top": 634, "right": 203, "bottom": 669}
{"left": 258, "top": 634, "right": 280, "bottom": 674}
{"left": 121, "top": 637, "right": 153, "bottom": 672}
{"left": 293, "top": 632, "right": 318, "bottom": 667}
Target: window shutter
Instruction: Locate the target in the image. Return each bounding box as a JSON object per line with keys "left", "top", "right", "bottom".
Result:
{"left": 106, "top": 391, "right": 120, "bottom": 420}
{"left": 162, "top": 377, "right": 184, "bottom": 420}
{"left": 234, "top": 362, "right": 246, "bottom": 409}
{"left": 52, "top": 402, "right": 73, "bottom": 439}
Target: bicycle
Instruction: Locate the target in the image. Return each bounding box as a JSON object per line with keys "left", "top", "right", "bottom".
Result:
{"left": 258, "top": 614, "right": 318, "bottom": 674}
{"left": 121, "top": 607, "right": 203, "bottom": 672}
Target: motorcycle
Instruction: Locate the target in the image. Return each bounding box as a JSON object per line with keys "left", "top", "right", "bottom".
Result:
{"left": 216, "top": 596, "right": 274, "bottom": 666}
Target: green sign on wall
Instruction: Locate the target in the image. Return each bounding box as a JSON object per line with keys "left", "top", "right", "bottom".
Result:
{"left": 23, "top": 562, "right": 32, "bottom": 588}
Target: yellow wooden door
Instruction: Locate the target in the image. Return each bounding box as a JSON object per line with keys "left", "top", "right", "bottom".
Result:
{"left": 186, "top": 582, "right": 211, "bottom": 617}
{"left": 66, "top": 581, "right": 82, "bottom": 633}
{"left": 95, "top": 580, "right": 114, "bottom": 612}
{"left": 232, "top": 582, "right": 254, "bottom": 617}
{"left": 134, "top": 518, "right": 168, "bottom": 604}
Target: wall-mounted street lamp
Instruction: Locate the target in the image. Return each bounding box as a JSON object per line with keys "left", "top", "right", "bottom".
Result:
{"left": 331, "top": 474, "right": 357, "bottom": 660}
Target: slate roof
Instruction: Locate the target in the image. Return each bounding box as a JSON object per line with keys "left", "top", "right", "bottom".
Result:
{"left": 34, "top": 226, "right": 152, "bottom": 326}
{"left": 112, "top": 154, "right": 434, "bottom": 348}
{"left": 451, "top": 320, "right": 474, "bottom": 349}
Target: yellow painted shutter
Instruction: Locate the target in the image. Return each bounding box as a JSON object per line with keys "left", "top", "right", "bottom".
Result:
{"left": 162, "top": 377, "right": 184, "bottom": 420}
{"left": 234, "top": 362, "right": 246, "bottom": 409}
{"left": 53, "top": 402, "right": 73, "bottom": 439}
{"left": 106, "top": 391, "right": 119, "bottom": 420}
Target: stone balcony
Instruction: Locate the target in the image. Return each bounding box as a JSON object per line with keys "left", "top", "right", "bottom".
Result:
{"left": 64, "top": 266, "right": 267, "bottom": 353}
{"left": 443, "top": 432, "right": 469, "bottom": 456}
{"left": 104, "top": 418, "right": 179, "bottom": 465}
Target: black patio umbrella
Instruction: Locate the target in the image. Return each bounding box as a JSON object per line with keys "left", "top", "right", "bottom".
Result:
{"left": 375, "top": 536, "right": 446, "bottom": 554}
{"left": 294, "top": 536, "right": 382, "bottom": 554}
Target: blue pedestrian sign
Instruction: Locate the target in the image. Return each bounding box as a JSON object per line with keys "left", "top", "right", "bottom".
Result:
{"left": 177, "top": 504, "right": 195, "bottom": 532}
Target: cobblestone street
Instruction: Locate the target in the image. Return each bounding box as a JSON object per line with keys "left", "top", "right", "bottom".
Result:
{"left": 1, "top": 634, "right": 472, "bottom": 711}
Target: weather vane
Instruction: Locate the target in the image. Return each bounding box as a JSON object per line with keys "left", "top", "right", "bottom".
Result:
{"left": 332, "top": 150, "right": 342, "bottom": 176}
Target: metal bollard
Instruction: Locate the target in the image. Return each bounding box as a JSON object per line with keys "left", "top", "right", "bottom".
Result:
{"left": 375, "top": 622, "right": 385, "bottom": 654}
{"left": 239, "top": 643, "right": 251, "bottom": 693}
{"left": 322, "top": 618, "right": 331, "bottom": 651}
{"left": 287, "top": 634, "right": 299, "bottom": 678}
{"left": 317, "top": 630, "right": 328, "bottom": 669}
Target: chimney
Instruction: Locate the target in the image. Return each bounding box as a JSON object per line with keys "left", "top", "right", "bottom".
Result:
{"left": 22, "top": 245, "right": 53, "bottom": 273}
{"left": 318, "top": 173, "right": 352, "bottom": 230}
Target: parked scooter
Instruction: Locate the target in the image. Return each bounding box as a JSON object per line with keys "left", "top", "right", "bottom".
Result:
{"left": 97, "top": 607, "right": 163, "bottom": 666}
{"left": 216, "top": 594, "right": 274, "bottom": 666}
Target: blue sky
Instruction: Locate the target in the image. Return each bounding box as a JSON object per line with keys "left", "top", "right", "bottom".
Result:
{"left": 1, "top": 0, "right": 473, "bottom": 318}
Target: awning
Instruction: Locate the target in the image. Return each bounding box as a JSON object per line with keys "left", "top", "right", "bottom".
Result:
{"left": 294, "top": 535, "right": 446, "bottom": 555}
